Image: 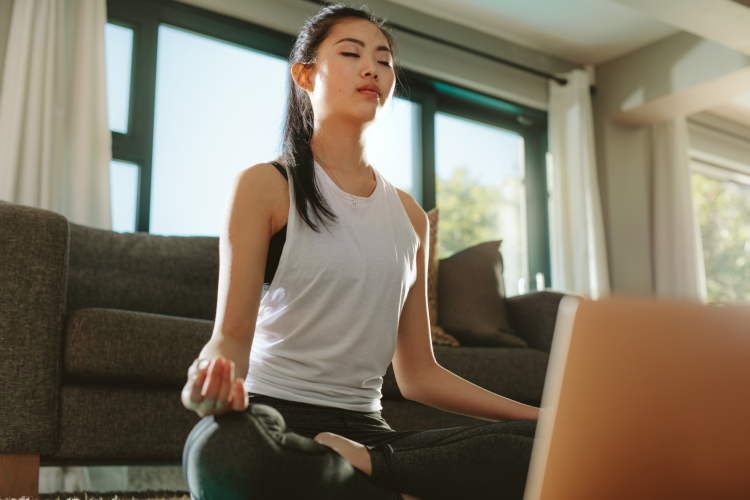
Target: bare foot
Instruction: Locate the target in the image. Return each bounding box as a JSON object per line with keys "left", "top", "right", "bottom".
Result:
{"left": 314, "top": 432, "right": 373, "bottom": 475}
{"left": 313, "top": 433, "right": 421, "bottom": 499}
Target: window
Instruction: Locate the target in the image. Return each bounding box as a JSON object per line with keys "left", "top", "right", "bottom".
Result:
{"left": 105, "top": 0, "right": 550, "bottom": 291}
{"left": 691, "top": 159, "right": 750, "bottom": 303}
{"left": 365, "top": 97, "right": 419, "bottom": 197}
{"left": 427, "top": 79, "right": 550, "bottom": 294}
{"left": 104, "top": 22, "right": 137, "bottom": 232}
{"left": 149, "top": 25, "right": 288, "bottom": 236}
{"left": 104, "top": 23, "right": 134, "bottom": 134}
{"left": 435, "top": 113, "right": 527, "bottom": 295}
{"left": 109, "top": 160, "right": 139, "bottom": 233}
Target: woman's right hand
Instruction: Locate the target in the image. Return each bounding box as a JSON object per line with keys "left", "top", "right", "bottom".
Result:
{"left": 182, "top": 355, "right": 248, "bottom": 418}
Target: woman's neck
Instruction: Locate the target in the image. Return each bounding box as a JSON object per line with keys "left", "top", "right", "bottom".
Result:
{"left": 310, "top": 116, "right": 371, "bottom": 176}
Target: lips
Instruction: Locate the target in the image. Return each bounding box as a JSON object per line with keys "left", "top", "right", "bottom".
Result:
{"left": 357, "top": 83, "right": 381, "bottom": 98}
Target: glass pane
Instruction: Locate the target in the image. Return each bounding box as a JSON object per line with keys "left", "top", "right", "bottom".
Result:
{"left": 150, "top": 25, "right": 288, "bottom": 236}
{"left": 104, "top": 23, "right": 134, "bottom": 134}
{"left": 435, "top": 112, "right": 527, "bottom": 296}
{"left": 691, "top": 168, "right": 750, "bottom": 303}
{"left": 109, "top": 160, "right": 139, "bottom": 233}
{"left": 366, "top": 97, "right": 417, "bottom": 196}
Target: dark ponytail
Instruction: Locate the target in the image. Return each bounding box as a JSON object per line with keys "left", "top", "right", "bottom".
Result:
{"left": 280, "top": 3, "right": 403, "bottom": 233}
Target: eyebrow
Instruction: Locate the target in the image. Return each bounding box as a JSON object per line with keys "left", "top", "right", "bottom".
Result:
{"left": 334, "top": 37, "right": 392, "bottom": 55}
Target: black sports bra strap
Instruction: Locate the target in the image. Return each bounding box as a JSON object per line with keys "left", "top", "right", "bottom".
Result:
{"left": 269, "top": 161, "right": 288, "bottom": 181}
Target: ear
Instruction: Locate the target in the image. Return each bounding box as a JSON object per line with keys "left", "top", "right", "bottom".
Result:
{"left": 291, "top": 62, "right": 314, "bottom": 92}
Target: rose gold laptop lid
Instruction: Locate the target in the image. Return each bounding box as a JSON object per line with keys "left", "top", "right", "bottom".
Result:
{"left": 524, "top": 296, "right": 750, "bottom": 500}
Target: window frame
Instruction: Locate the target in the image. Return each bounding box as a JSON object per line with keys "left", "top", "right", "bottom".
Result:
{"left": 106, "top": 0, "right": 550, "bottom": 283}
{"left": 691, "top": 157, "right": 750, "bottom": 187}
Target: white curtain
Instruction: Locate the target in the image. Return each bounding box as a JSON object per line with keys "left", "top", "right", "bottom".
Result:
{"left": 650, "top": 116, "right": 707, "bottom": 302}
{"left": 0, "top": 0, "right": 111, "bottom": 229}
{"left": 548, "top": 68, "right": 610, "bottom": 299}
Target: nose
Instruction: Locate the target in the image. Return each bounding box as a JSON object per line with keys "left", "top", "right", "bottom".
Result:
{"left": 363, "top": 57, "right": 378, "bottom": 80}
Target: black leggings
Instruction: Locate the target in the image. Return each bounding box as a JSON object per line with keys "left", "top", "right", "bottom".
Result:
{"left": 182, "top": 393, "right": 537, "bottom": 500}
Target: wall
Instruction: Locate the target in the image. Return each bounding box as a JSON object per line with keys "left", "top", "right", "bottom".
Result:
{"left": 593, "top": 30, "right": 750, "bottom": 295}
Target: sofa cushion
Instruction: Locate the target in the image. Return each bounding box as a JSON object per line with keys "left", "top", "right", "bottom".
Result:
{"left": 67, "top": 223, "right": 220, "bottom": 320}
{"left": 437, "top": 241, "right": 527, "bottom": 347}
{"left": 63, "top": 308, "right": 213, "bottom": 387}
{"left": 382, "top": 345, "right": 549, "bottom": 405}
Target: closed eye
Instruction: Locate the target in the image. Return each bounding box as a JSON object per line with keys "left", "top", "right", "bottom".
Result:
{"left": 341, "top": 52, "right": 392, "bottom": 68}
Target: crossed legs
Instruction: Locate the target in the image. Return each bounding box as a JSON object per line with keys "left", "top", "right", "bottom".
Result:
{"left": 182, "top": 404, "right": 402, "bottom": 500}
{"left": 316, "top": 420, "right": 537, "bottom": 500}
{"left": 183, "top": 403, "right": 536, "bottom": 500}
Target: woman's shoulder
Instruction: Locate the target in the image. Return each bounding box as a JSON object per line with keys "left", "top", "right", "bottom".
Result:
{"left": 234, "top": 160, "right": 288, "bottom": 196}
{"left": 230, "top": 161, "right": 290, "bottom": 228}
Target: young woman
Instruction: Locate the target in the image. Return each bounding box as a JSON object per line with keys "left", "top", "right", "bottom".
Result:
{"left": 181, "top": 4, "right": 540, "bottom": 499}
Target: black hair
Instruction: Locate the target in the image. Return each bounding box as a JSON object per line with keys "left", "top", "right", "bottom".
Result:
{"left": 280, "top": 3, "right": 404, "bottom": 232}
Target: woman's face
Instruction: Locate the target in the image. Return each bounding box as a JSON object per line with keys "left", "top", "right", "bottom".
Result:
{"left": 295, "top": 19, "right": 395, "bottom": 127}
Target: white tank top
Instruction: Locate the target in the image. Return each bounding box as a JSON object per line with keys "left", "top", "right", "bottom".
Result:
{"left": 244, "top": 159, "right": 419, "bottom": 412}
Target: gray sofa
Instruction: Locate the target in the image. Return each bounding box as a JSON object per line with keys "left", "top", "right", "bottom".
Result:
{"left": 0, "top": 200, "right": 565, "bottom": 493}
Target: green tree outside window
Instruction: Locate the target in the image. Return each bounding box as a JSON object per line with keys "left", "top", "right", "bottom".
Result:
{"left": 691, "top": 172, "right": 750, "bottom": 303}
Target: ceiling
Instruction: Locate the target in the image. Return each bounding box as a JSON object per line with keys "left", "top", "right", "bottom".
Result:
{"left": 386, "top": 0, "right": 750, "bottom": 127}
{"left": 384, "top": 0, "right": 680, "bottom": 65}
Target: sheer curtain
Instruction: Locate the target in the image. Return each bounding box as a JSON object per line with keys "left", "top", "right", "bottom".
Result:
{"left": 547, "top": 68, "right": 610, "bottom": 299}
{"left": 0, "top": 0, "right": 111, "bottom": 229}
{"left": 650, "top": 116, "right": 707, "bottom": 302}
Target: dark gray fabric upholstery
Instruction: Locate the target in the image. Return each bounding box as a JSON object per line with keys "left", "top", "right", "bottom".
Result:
{"left": 0, "top": 201, "right": 68, "bottom": 455}
{"left": 63, "top": 308, "right": 213, "bottom": 387}
{"left": 66, "top": 223, "right": 220, "bottom": 320}
{"left": 382, "top": 346, "right": 548, "bottom": 404}
{"left": 53, "top": 385, "right": 201, "bottom": 461}
{"left": 506, "top": 291, "right": 567, "bottom": 353}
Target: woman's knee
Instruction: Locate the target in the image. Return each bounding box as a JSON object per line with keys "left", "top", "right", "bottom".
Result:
{"left": 182, "top": 406, "right": 286, "bottom": 499}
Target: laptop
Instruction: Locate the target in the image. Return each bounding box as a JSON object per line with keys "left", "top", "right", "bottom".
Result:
{"left": 524, "top": 296, "right": 750, "bottom": 500}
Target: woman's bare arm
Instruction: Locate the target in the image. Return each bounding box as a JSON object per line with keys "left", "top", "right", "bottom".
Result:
{"left": 200, "top": 162, "right": 287, "bottom": 373}
{"left": 392, "top": 191, "right": 540, "bottom": 422}
{"left": 182, "top": 161, "right": 289, "bottom": 417}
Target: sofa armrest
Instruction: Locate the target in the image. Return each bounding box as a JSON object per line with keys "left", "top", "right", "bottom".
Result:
{"left": 0, "top": 201, "right": 69, "bottom": 455}
{"left": 505, "top": 291, "right": 568, "bottom": 354}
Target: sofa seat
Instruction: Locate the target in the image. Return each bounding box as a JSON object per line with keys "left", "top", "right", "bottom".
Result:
{"left": 49, "top": 385, "right": 200, "bottom": 463}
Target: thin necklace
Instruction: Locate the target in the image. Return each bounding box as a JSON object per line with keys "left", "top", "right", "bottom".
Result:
{"left": 323, "top": 162, "right": 372, "bottom": 210}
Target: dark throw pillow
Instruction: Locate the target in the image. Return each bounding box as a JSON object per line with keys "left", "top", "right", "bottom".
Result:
{"left": 436, "top": 240, "right": 527, "bottom": 348}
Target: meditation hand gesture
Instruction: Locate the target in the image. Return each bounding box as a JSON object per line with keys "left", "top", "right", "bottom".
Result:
{"left": 182, "top": 355, "right": 248, "bottom": 418}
